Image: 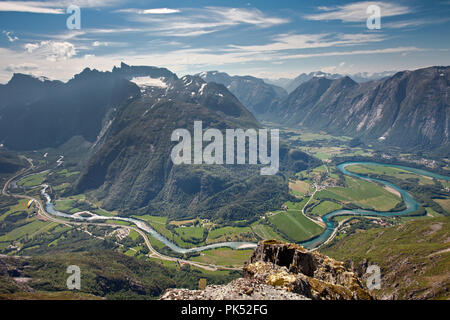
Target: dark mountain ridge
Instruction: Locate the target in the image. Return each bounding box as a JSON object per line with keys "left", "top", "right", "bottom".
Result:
{"left": 264, "top": 70, "right": 395, "bottom": 93}
{"left": 74, "top": 73, "right": 311, "bottom": 220}
{"left": 0, "top": 64, "right": 180, "bottom": 150}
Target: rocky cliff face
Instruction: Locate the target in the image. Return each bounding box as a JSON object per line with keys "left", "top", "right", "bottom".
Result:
{"left": 160, "top": 240, "right": 373, "bottom": 300}
{"left": 266, "top": 66, "right": 450, "bottom": 155}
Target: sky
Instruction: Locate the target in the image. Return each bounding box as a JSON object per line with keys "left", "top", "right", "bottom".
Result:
{"left": 0, "top": 0, "right": 449, "bottom": 83}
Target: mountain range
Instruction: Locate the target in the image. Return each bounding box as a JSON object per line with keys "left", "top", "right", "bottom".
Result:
{"left": 264, "top": 66, "right": 449, "bottom": 155}
{"left": 74, "top": 69, "right": 301, "bottom": 220}
{"left": 264, "top": 70, "right": 395, "bottom": 94}
{"left": 197, "top": 71, "right": 287, "bottom": 115}
{"left": 198, "top": 67, "right": 448, "bottom": 155}
{"left": 0, "top": 64, "right": 448, "bottom": 219}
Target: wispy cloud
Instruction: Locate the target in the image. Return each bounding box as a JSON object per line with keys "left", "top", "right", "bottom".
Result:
{"left": 3, "top": 30, "right": 18, "bottom": 42}
{"left": 92, "top": 41, "right": 108, "bottom": 47}
{"left": 125, "top": 6, "right": 289, "bottom": 37}
{"left": 0, "top": 1, "right": 64, "bottom": 14}
{"left": 304, "top": 1, "right": 412, "bottom": 22}
{"left": 276, "top": 46, "right": 427, "bottom": 61}
{"left": 228, "top": 33, "right": 385, "bottom": 53}
{"left": 383, "top": 17, "right": 450, "bottom": 29}
{"left": 115, "top": 8, "right": 181, "bottom": 14}
{"left": 0, "top": 0, "right": 126, "bottom": 14}
{"left": 4, "top": 62, "right": 39, "bottom": 72}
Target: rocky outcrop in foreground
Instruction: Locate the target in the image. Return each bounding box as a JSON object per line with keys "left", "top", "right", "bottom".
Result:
{"left": 160, "top": 240, "right": 373, "bottom": 300}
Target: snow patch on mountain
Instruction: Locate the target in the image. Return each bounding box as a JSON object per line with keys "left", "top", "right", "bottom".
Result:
{"left": 130, "top": 76, "right": 167, "bottom": 88}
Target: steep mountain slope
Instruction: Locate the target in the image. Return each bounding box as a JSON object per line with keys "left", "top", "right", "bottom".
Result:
{"left": 198, "top": 71, "right": 287, "bottom": 116}
{"left": 0, "top": 250, "right": 238, "bottom": 300}
{"left": 322, "top": 217, "right": 449, "bottom": 300}
{"left": 0, "top": 63, "right": 177, "bottom": 150}
{"left": 283, "top": 71, "right": 343, "bottom": 94}
{"left": 0, "top": 151, "right": 26, "bottom": 174}
{"left": 268, "top": 66, "right": 450, "bottom": 154}
{"left": 75, "top": 74, "right": 311, "bottom": 220}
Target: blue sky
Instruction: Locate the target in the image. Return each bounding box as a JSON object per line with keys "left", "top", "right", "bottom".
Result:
{"left": 0, "top": 0, "right": 449, "bottom": 82}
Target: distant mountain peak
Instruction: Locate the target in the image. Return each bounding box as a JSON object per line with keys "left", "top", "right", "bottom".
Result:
{"left": 197, "top": 70, "right": 287, "bottom": 115}
{"left": 7, "top": 73, "right": 57, "bottom": 88}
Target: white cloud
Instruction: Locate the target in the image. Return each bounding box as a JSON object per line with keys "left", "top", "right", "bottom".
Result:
{"left": 92, "top": 41, "right": 108, "bottom": 47}
{"left": 140, "top": 8, "right": 180, "bottom": 14}
{"left": 304, "top": 2, "right": 411, "bottom": 22}
{"left": 116, "top": 8, "right": 180, "bottom": 14}
{"left": 3, "top": 31, "right": 18, "bottom": 42}
{"left": 24, "top": 41, "right": 76, "bottom": 61}
{"left": 0, "top": 0, "right": 126, "bottom": 14}
{"left": 0, "top": 1, "right": 64, "bottom": 14}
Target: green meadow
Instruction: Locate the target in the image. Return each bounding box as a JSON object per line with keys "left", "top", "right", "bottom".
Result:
{"left": 310, "top": 200, "right": 342, "bottom": 216}
{"left": 316, "top": 176, "right": 401, "bottom": 211}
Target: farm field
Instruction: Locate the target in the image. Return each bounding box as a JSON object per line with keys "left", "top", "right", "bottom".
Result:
{"left": 316, "top": 176, "right": 402, "bottom": 211}
{"left": 17, "top": 171, "right": 48, "bottom": 187}
{"left": 169, "top": 218, "right": 198, "bottom": 226}
{"left": 297, "top": 147, "right": 373, "bottom": 160}
{"left": 346, "top": 164, "right": 435, "bottom": 185}
{"left": 433, "top": 199, "right": 450, "bottom": 214}
{"left": 174, "top": 226, "right": 204, "bottom": 243}
{"left": 268, "top": 202, "right": 324, "bottom": 242}
{"left": 284, "top": 130, "right": 352, "bottom": 142}
{"left": 310, "top": 200, "right": 342, "bottom": 216}
{"left": 56, "top": 169, "right": 80, "bottom": 177}
{"left": 191, "top": 248, "right": 254, "bottom": 267}
{"left": 105, "top": 220, "right": 132, "bottom": 226}
{"left": 0, "top": 198, "right": 28, "bottom": 222}
{"left": 54, "top": 199, "right": 78, "bottom": 213}
{"left": 251, "top": 222, "right": 288, "bottom": 242}
{"left": 289, "top": 180, "right": 310, "bottom": 196}
{"left": 0, "top": 220, "right": 56, "bottom": 242}
{"left": 206, "top": 226, "right": 255, "bottom": 244}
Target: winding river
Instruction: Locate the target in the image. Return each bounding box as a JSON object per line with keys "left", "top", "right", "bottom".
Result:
{"left": 24, "top": 161, "right": 450, "bottom": 252}
{"left": 41, "top": 186, "right": 257, "bottom": 254}
{"left": 301, "top": 162, "right": 450, "bottom": 249}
